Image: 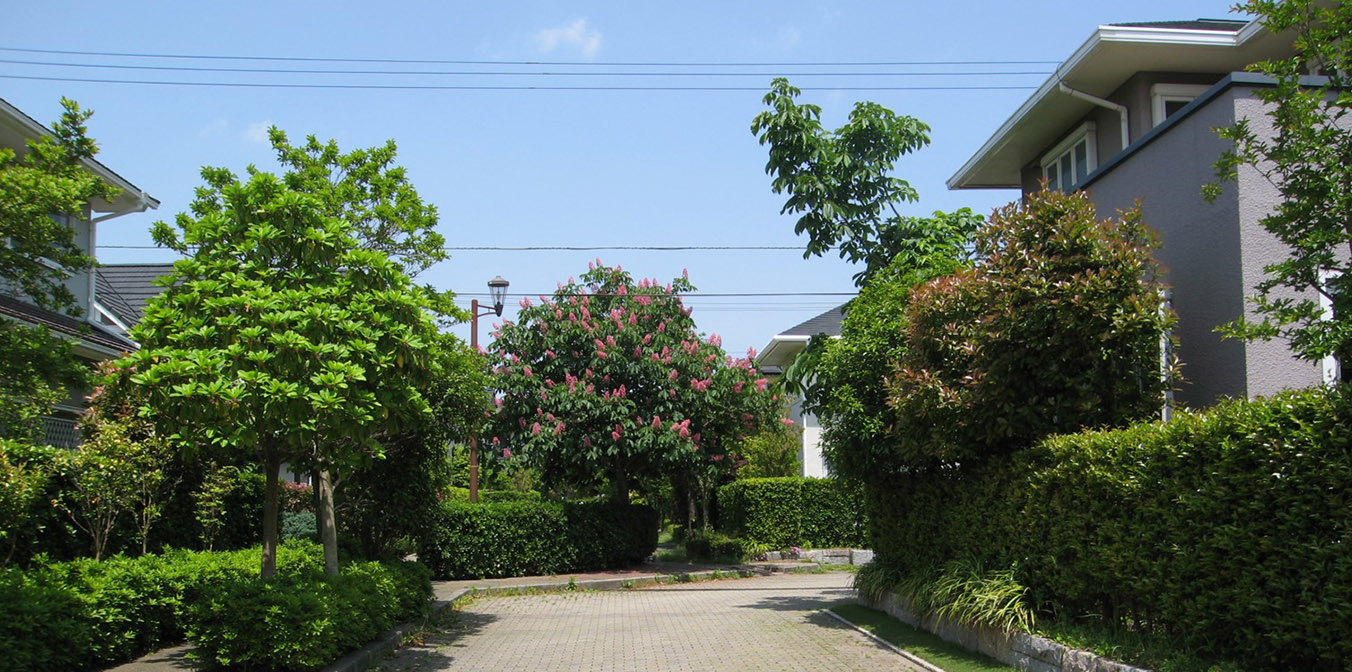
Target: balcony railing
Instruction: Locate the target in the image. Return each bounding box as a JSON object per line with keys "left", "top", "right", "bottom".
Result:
{"left": 41, "top": 416, "right": 81, "bottom": 450}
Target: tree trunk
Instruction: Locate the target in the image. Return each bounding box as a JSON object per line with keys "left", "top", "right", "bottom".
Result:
{"left": 612, "top": 464, "right": 630, "bottom": 504}
{"left": 261, "top": 451, "right": 281, "bottom": 579}
{"left": 317, "top": 468, "right": 339, "bottom": 576}
{"left": 686, "top": 486, "right": 696, "bottom": 530}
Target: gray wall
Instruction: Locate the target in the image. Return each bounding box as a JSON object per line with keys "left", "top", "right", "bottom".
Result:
{"left": 1085, "top": 84, "right": 1321, "bottom": 408}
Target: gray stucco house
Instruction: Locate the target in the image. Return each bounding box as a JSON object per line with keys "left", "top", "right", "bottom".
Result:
{"left": 755, "top": 305, "right": 845, "bottom": 477}
{"left": 947, "top": 16, "right": 1325, "bottom": 409}
{"left": 0, "top": 97, "right": 159, "bottom": 445}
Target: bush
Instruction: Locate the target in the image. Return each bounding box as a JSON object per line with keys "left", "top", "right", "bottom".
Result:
{"left": 718, "top": 477, "right": 866, "bottom": 549}
{"left": 417, "top": 499, "right": 657, "bottom": 579}
{"left": 685, "top": 530, "right": 757, "bottom": 562}
{"left": 443, "top": 486, "right": 543, "bottom": 503}
{"left": 868, "top": 386, "right": 1352, "bottom": 671}
{"left": 0, "top": 540, "right": 427, "bottom": 671}
{"left": 281, "top": 510, "right": 317, "bottom": 541}
{"left": 187, "top": 560, "right": 430, "bottom": 672}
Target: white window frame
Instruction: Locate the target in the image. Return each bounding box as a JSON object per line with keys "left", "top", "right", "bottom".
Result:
{"left": 1150, "top": 83, "right": 1210, "bottom": 127}
{"left": 1040, "top": 122, "right": 1097, "bottom": 193}
{"left": 1320, "top": 269, "right": 1341, "bottom": 385}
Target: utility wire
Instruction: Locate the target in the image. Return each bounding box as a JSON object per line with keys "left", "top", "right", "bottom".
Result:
{"left": 99, "top": 244, "right": 809, "bottom": 251}
{"left": 0, "top": 59, "right": 1051, "bottom": 78}
{"left": 0, "top": 46, "right": 1062, "bottom": 67}
{"left": 0, "top": 74, "right": 1038, "bottom": 91}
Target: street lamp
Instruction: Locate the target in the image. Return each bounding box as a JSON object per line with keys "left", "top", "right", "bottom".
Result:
{"left": 469, "top": 276, "right": 508, "bottom": 502}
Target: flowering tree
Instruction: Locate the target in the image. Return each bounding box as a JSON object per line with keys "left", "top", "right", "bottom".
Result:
{"left": 489, "top": 262, "right": 782, "bottom": 502}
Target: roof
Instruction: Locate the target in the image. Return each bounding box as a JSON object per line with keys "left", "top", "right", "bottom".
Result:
{"left": 96, "top": 263, "right": 176, "bottom": 326}
{"left": 755, "top": 303, "right": 848, "bottom": 369}
{"left": 947, "top": 16, "right": 1291, "bottom": 190}
{"left": 0, "top": 97, "right": 160, "bottom": 215}
{"left": 0, "top": 293, "right": 137, "bottom": 354}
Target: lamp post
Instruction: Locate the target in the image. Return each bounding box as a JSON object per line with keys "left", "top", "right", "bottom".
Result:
{"left": 469, "top": 276, "right": 509, "bottom": 502}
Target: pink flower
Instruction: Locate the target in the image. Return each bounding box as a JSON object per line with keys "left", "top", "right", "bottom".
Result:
{"left": 746, "top": 347, "right": 758, "bottom": 360}
{"left": 475, "top": 344, "right": 486, "bottom": 354}
{"left": 612, "top": 430, "right": 621, "bottom": 440}
{"left": 531, "top": 422, "right": 541, "bottom": 435}
{"left": 754, "top": 378, "right": 768, "bottom": 392}
{"left": 668, "top": 369, "right": 679, "bottom": 382}
{"left": 682, "top": 268, "right": 689, "bottom": 279}
{"left": 519, "top": 296, "right": 533, "bottom": 309}
{"left": 781, "top": 417, "right": 796, "bottom": 425}
{"left": 642, "top": 334, "right": 653, "bottom": 344}
{"left": 657, "top": 321, "right": 666, "bottom": 333}
{"left": 523, "top": 365, "right": 533, "bottom": 377}
{"left": 545, "top": 349, "right": 557, "bottom": 359}
{"left": 554, "top": 421, "right": 564, "bottom": 436}
{"left": 651, "top": 416, "right": 662, "bottom": 429}
{"left": 708, "top": 333, "right": 722, "bottom": 347}
{"left": 732, "top": 381, "right": 745, "bottom": 393}
{"left": 494, "top": 397, "right": 504, "bottom": 407}
{"left": 711, "top": 454, "right": 724, "bottom": 462}
{"left": 503, "top": 448, "right": 513, "bottom": 458}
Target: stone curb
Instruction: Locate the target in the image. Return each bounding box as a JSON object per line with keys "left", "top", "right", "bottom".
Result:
{"left": 323, "top": 563, "right": 821, "bottom": 672}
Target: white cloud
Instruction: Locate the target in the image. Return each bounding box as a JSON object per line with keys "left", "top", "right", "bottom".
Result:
{"left": 241, "top": 121, "right": 272, "bottom": 146}
{"left": 198, "top": 118, "right": 229, "bottom": 138}
{"left": 534, "top": 18, "right": 602, "bottom": 59}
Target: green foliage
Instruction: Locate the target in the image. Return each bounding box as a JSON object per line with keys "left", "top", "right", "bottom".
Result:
{"left": 1208, "top": 1, "right": 1352, "bottom": 365}
{"left": 416, "top": 499, "right": 658, "bottom": 579}
{"left": 889, "top": 189, "right": 1173, "bottom": 467}
{"left": 0, "top": 323, "right": 87, "bottom": 443}
{"left": 830, "top": 604, "right": 1014, "bottom": 672}
{"left": 717, "top": 477, "right": 866, "bottom": 549}
{"left": 898, "top": 558, "right": 1034, "bottom": 633}
{"left": 443, "top": 486, "right": 542, "bottom": 503}
{"left": 868, "top": 386, "right": 1352, "bottom": 671}
{"left": 734, "top": 413, "right": 801, "bottom": 479}
{"left": 684, "top": 530, "right": 758, "bottom": 562}
{"left": 490, "top": 263, "right": 781, "bottom": 500}
{"left": 186, "top": 560, "right": 430, "bottom": 672}
{"left": 0, "top": 439, "right": 48, "bottom": 565}
{"left": 752, "top": 78, "right": 981, "bottom": 287}
{"left": 281, "top": 510, "right": 317, "bottom": 541}
{"left": 0, "top": 540, "right": 380, "bottom": 671}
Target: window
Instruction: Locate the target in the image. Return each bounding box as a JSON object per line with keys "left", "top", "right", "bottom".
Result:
{"left": 1041, "top": 122, "right": 1096, "bottom": 192}
{"left": 1150, "top": 83, "right": 1210, "bottom": 127}
{"left": 1320, "top": 269, "right": 1342, "bottom": 385}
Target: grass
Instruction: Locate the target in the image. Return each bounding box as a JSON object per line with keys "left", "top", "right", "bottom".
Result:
{"left": 1036, "top": 618, "right": 1249, "bottom": 672}
{"left": 830, "top": 604, "right": 1013, "bottom": 672}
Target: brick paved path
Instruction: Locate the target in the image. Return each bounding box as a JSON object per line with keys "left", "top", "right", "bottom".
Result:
{"left": 378, "top": 571, "right": 923, "bottom": 672}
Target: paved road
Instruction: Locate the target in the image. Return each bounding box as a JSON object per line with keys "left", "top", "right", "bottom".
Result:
{"left": 377, "top": 571, "right": 923, "bottom": 672}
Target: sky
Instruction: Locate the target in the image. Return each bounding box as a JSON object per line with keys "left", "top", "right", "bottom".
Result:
{"left": 4, "top": 1, "right": 1248, "bottom": 358}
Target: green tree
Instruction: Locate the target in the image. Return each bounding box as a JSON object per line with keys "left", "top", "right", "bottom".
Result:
{"left": 751, "top": 77, "right": 981, "bottom": 287}
{"left": 0, "top": 440, "right": 48, "bottom": 565}
{"left": 0, "top": 98, "right": 114, "bottom": 438}
{"left": 735, "top": 414, "right": 802, "bottom": 479}
{"left": 1207, "top": 0, "right": 1352, "bottom": 366}
{"left": 126, "top": 167, "right": 452, "bottom": 578}
{"left": 489, "top": 263, "right": 781, "bottom": 503}
{"left": 262, "top": 128, "right": 463, "bottom": 573}
{"left": 889, "top": 189, "right": 1174, "bottom": 467}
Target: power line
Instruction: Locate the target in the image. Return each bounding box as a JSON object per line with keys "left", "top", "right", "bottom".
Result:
{"left": 459, "top": 292, "right": 854, "bottom": 298}
{"left": 99, "top": 244, "right": 809, "bottom": 251}
{"left": 0, "top": 74, "right": 1038, "bottom": 92}
{"left": 0, "top": 46, "right": 1062, "bottom": 67}
{"left": 0, "top": 58, "right": 1051, "bottom": 78}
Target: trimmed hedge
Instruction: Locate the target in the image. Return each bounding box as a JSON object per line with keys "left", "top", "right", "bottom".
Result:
{"left": 417, "top": 498, "right": 658, "bottom": 579}
{"left": 0, "top": 541, "right": 430, "bottom": 672}
{"left": 718, "top": 477, "right": 866, "bottom": 549}
{"left": 444, "top": 486, "right": 543, "bottom": 503}
{"left": 870, "top": 386, "right": 1352, "bottom": 671}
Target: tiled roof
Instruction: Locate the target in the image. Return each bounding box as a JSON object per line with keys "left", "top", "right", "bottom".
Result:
{"left": 96, "top": 263, "right": 175, "bottom": 326}
{"left": 780, "top": 304, "right": 846, "bottom": 338}
{"left": 0, "top": 293, "right": 137, "bottom": 353}
{"left": 1109, "top": 19, "right": 1247, "bottom": 31}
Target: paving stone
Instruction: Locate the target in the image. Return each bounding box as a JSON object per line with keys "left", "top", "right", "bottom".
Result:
{"left": 377, "top": 572, "right": 925, "bottom": 672}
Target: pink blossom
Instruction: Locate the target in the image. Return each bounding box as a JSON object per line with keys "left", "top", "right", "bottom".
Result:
{"left": 606, "top": 335, "right": 616, "bottom": 347}
{"left": 636, "top": 295, "right": 652, "bottom": 306}
{"left": 556, "top": 309, "right": 564, "bottom": 319}
{"left": 511, "top": 353, "right": 520, "bottom": 363}
{"left": 746, "top": 347, "right": 758, "bottom": 360}
{"left": 545, "top": 349, "right": 557, "bottom": 359}
{"left": 503, "top": 448, "right": 513, "bottom": 458}
{"left": 754, "top": 378, "right": 768, "bottom": 392}
{"left": 711, "top": 454, "right": 724, "bottom": 462}
{"left": 634, "top": 347, "right": 643, "bottom": 357}
{"left": 554, "top": 421, "right": 564, "bottom": 436}
{"left": 494, "top": 397, "right": 504, "bottom": 407}
{"left": 642, "top": 334, "right": 652, "bottom": 344}
{"left": 617, "top": 285, "right": 628, "bottom": 296}
{"left": 707, "top": 333, "right": 722, "bottom": 347}
{"left": 519, "top": 418, "right": 527, "bottom": 428}
{"left": 668, "top": 369, "right": 679, "bottom": 382}
{"left": 732, "top": 381, "right": 745, "bottom": 393}
{"left": 781, "top": 417, "right": 796, "bottom": 426}
{"left": 657, "top": 321, "right": 666, "bottom": 333}
{"left": 545, "top": 378, "right": 556, "bottom": 388}
{"left": 611, "top": 430, "right": 621, "bottom": 440}
{"left": 651, "top": 415, "right": 662, "bottom": 429}
{"left": 540, "top": 390, "right": 548, "bottom": 400}
{"left": 523, "top": 365, "right": 533, "bottom": 377}
{"left": 531, "top": 422, "right": 541, "bottom": 435}
{"left": 519, "top": 296, "right": 532, "bottom": 309}
{"left": 616, "top": 384, "right": 627, "bottom": 397}
{"left": 583, "top": 436, "right": 592, "bottom": 447}
{"left": 597, "top": 351, "right": 609, "bottom": 359}
{"left": 475, "top": 344, "right": 486, "bottom": 355}
{"left": 682, "top": 268, "right": 689, "bottom": 279}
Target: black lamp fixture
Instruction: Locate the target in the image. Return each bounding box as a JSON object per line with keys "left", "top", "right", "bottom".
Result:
{"left": 487, "top": 276, "right": 509, "bottom": 316}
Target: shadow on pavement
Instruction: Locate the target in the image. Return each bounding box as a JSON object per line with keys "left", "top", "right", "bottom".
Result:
{"left": 741, "top": 589, "right": 856, "bottom": 612}
{"left": 376, "top": 610, "right": 498, "bottom": 672}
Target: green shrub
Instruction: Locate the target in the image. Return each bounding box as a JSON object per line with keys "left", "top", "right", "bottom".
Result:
{"left": 685, "top": 530, "right": 757, "bottom": 562}
{"left": 718, "top": 477, "right": 865, "bottom": 549}
{"left": 417, "top": 499, "right": 657, "bottom": 579}
{"left": 281, "top": 510, "right": 317, "bottom": 541}
{"left": 0, "top": 540, "right": 425, "bottom": 672}
{"left": 869, "top": 386, "right": 1352, "bottom": 671}
{"left": 443, "top": 486, "right": 542, "bottom": 503}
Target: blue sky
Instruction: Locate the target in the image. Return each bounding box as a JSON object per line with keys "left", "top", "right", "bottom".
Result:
{"left": 5, "top": 1, "right": 1244, "bottom": 357}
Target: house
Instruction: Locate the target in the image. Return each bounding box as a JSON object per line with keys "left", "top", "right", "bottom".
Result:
{"left": 94, "top": 263, "right": 176, "bottom": 339}
{"left": 947, "top": 16, "right": 1320, "bottom": 409}
{"left": 755, "top": 304, "right": 845, "bottom": 477}
{"left": 0, "top": 97, "right": 159, "bottom": 446}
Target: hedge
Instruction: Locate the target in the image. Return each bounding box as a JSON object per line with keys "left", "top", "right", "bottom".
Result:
{"left": 717, "top": 477, "right": 866, "bottom": 549}
{"left": 869, "top": 386, "right": 1352, "bottom": 671}
{"left": 444, "top": 486, "right": 543, "bottom": 503}
{"left": 0, "top": 541, "right": 430, "bottom": 672}
{"left": 417, "top": 498, "right": 658, "bottom": 579}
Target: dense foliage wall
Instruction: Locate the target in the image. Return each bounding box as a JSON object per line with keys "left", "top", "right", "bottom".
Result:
{"left": 718, "top": 477, "right": 866, "bottom": 549}
{"left": 417, "top": 499, "right": 658, "bottom": 579}
{"left": 870, "top": 386, "right": 1351, "bottom": 671}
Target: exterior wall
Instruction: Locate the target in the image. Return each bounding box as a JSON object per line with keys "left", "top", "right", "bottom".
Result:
{"left": 1232, "top": 91, "right": 1325, "bottom": 397}
{"left": 799, "top": 409, "right": 827, "bottom": 478}
{"left": 1085, "top": 84, "right": 1320, "bottom": 407}
{"left": 63, "top": 212, "right": 92, "bottom": 316}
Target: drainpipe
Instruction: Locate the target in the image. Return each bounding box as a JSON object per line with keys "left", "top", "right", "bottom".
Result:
{"left": 1058, "top": 82, "right": 1130, "bottom": 152}
{"left": 86, "top": 190, "right": 155, "bottom": 320}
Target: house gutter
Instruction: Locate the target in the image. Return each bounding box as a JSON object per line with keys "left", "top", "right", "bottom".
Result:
{"left": 1057, "top": 82, "right": 1130, "bottom": 151}
{"left": 86, "top": 190, "right": 156, "bottom": 320}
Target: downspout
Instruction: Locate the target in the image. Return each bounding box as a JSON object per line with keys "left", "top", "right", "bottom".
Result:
{"left": 1057, "top": 82, "right": 1130, "bottom": 152}
{"left": 86, "top": 190, "right": 155, "bottom": 320}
